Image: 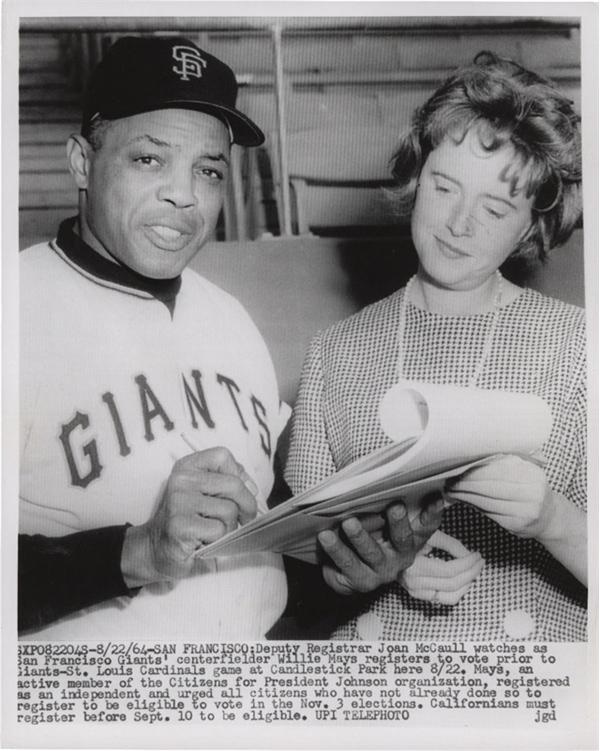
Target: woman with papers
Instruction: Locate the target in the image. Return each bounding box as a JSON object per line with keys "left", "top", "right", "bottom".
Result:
{"left": 285, "top": 52, "right": 586, "bottom": 641}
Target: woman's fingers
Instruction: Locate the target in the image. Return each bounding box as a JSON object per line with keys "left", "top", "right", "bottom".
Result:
{"left": 410, "top": 580, "right": 478, "bottom": 606}
{"left": 406, "top": 550, "right": 482, "bottom": 579}
{"left": 402, "top": 558, "right": 484, "bottom": 605}
{"left": 406, "top": 556, "right": 484, "bottom": 592}
{"left": 399, "top": 529, "right": 485, "bottom": 606}
{"left": 427, "top": 529, "right": 472, "bottom": 558}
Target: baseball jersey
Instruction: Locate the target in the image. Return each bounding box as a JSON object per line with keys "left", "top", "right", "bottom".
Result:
{"left": 20, "top": 218, "right": 290, "bottom": 641}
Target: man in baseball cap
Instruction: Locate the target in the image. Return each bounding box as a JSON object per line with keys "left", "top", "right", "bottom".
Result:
{"left": 19, "top": 35, "right": 441, "bottom": 640}
{"left": 19, "top": 35, "right": 289, "bottom": 641}
{"left": 81, "top": 36, "right": 264, "bottom": 146}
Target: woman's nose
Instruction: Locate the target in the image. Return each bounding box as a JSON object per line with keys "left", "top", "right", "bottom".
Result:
{"left": 446, "top": 199, "right": 474, "bottom": 237}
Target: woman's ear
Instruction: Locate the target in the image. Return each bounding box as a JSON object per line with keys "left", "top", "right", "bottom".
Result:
{"left": 66, "top": 135, "right": 93, "bottom": 190}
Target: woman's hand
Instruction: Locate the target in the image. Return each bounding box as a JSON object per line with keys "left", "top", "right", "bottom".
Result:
{"left": 445, "top": 455, "right": 555, "bottom": 540}
{"left": 446, "top": 454, "right": 587, "bottom": 586}
{"left": 400, "top": 530, "right": 484, "bottom": 606}
{"left": 318, "top": 498, "right": 444, "bottom": 596}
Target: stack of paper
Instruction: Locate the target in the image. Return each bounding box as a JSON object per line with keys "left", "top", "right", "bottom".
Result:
{"left": 195, "top": 381, "right": 552, "bottom": 564}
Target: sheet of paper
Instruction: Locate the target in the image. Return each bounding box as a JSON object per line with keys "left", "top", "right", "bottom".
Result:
{"left": 300, "top": 382, "right": 552, "bottom": 503}
{"left": 196, "top": 385, "right": 552, "bottom": 560}
{"left": 198, "top": 457, "right": 496, "bottom": 560}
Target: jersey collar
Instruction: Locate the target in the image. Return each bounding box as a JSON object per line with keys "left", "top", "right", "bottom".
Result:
{"left": 55, "top": 217, "right": 182, "bottom": 313}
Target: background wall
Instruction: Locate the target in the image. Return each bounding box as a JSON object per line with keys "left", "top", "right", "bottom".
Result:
{"left": 191, "top": 230, "right": 584, "bottom": 406}
{"left": 19, "top": 17, "right": 585, "bottom": 405}
{"left": 19, "top": 17, "right": 582, "bottom": 244}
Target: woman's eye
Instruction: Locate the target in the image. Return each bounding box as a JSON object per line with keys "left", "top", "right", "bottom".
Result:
{"left": 484, "top": 206, "right": 506, "bottom": 219}
{"left": 434, "top": 183, "right": 451, "bottom": 194}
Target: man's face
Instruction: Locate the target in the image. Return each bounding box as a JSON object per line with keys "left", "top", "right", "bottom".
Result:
{"left": 80, "top": 108, "right": 230, "bottom": 279}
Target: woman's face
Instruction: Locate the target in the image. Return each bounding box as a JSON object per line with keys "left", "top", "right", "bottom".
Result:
{"left": 411, "top": 128, "right": 535, "bottom": 291}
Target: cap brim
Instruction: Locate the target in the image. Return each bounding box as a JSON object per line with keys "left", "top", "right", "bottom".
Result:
{"left": 100, "top": 99, "right": 264, "bottom": 147}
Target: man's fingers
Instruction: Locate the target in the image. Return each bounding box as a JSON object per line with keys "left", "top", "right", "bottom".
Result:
{"left": 359, "top": 514, "right": 387, "bottom": 535}
{"left": 192, "top": 496, "right": 240, "bottom": 533}
{"left": 171, "top": 466, "right": 257, "bottom": 524}
{"left": 322, "top": 565, "right": 355, "bottom": 596}
{"left": 176, "top": 469, "right": 248, "bottom": 500}
{"left": 177, "top": 445, "right": 240, "bottom": 473}
{"left": 177, "top": 446, "right": 259, "bottom": 497}
{"left": 417, "top": 497, "right": 445, "bottom": 536}
{"left": 194, "top": 517, "right": 229, "bottom": 545}
{"left": 386, "top": 504, "right": 413, "bottom": 550}
{"left": 169, "top": 515, "right": 227, "bottom": 546}
{"left": 319, "top": 529, "right": 370, "bottom": 579}
{"left": 341, "top": 518, "right": 386, "bottom": 569}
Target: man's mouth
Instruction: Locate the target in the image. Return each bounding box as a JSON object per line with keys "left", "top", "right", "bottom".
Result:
{"left": 152, "top": 225, "right": 184, "bottom": 242}
{"left": 144, "top": 223, "right": 194, "bottom": 251}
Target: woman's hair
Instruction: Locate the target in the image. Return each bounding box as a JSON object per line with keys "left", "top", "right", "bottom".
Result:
{"left": 391, "top": 51, "right": 582, "bottom": 261}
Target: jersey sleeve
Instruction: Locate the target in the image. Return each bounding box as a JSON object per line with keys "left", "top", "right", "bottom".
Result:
{"left": 284, "top": 332, "right": 336, "bottom": 494}
{"left": 18, "top": 525, "right": 136, "bottom": 633}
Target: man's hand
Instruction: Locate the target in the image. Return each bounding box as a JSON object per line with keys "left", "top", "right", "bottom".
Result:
{"left": 400, "top": 530, "right": 484, "bottom": 606}
{"left": 318, "top": 498, "right": 444, "bottom": 596}
{"left": 121, "top": 447, "right": 257, "bottom": 587}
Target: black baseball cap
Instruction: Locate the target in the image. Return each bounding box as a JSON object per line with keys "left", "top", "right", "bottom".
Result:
{"left": 82, "top": 35, "right": 264, "bottom": 147}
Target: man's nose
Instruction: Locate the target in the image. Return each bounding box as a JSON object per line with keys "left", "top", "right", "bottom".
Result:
{"left": 157, "top": 169, "right": 196, "bottom": 209}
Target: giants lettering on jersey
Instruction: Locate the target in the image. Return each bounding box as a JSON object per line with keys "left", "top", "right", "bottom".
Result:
{"left": 59, "top": 368, "right": 272, "bottom": 488}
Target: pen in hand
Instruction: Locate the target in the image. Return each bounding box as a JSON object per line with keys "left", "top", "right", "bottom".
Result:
{"left": 180, "top": 433, "right": 259, "bottom": 497}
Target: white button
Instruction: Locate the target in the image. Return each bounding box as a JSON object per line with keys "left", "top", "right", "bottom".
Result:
{"left": 503, "top": 609, "right": 535, "bottom": 639}
{"left": 356, "top": 612, "right": 383, "bottom": 640}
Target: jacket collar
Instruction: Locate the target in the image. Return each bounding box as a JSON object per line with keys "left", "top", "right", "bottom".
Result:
{"left": 55, "top": 217, "right": 182, "bottom": 312}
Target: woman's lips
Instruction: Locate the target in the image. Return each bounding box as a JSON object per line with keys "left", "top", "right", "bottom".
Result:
{"left": 435, "top": 236, "right": 470, "bottom": 258}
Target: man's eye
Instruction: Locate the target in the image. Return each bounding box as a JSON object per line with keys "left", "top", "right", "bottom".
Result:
{"left": 134, "top": 155, "right": 160, "bottom": 167}
{"left": 198, "top": 167, "right": 224, "bottom": 180}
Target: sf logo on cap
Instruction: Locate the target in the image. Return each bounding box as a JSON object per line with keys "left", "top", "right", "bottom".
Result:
{"left": 172, "top": 45, "right": 207, "bottom": 81}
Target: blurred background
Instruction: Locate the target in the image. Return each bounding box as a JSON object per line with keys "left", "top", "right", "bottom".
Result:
{"left": 19, "top": 16, "right": 584, "bottom": 404}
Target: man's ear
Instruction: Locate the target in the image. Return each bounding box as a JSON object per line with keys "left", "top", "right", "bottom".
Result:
{"left": 66, "top": 135, "right": 93, "bottom": 190}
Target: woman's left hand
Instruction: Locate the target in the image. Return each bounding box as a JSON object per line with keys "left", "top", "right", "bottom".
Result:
{"left": 445, "top": 454, "right": 556, "bottom": 541}
{"left": 446, "top": 453, "right": 587, "bottom": 587}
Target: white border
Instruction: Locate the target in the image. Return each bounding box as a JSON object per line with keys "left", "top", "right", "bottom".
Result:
{"left": 2, "top": 2, "right": 598, "bottom": 749}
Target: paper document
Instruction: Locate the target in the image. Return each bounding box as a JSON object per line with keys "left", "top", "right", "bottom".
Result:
{"left": 196, "top": 381, "right": 552, "bottom": 563}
